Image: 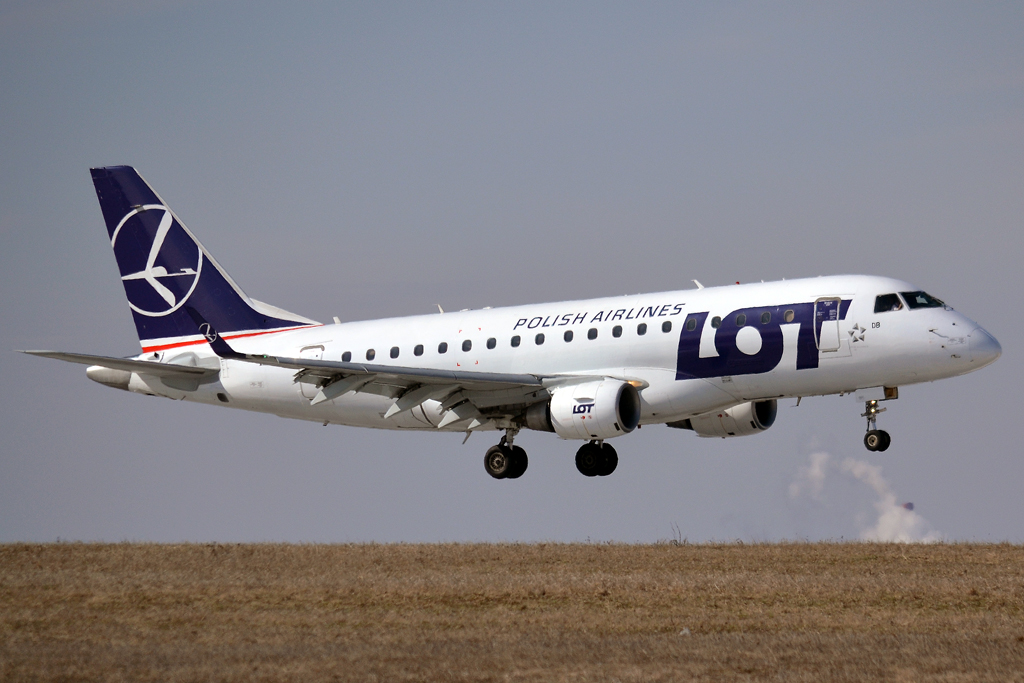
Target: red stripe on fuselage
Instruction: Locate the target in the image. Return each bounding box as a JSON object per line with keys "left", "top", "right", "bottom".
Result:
{"left": 141, "top": 324, "right": 321, "bottom": 353}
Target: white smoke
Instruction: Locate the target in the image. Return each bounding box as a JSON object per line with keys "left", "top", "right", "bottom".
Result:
{"left": 790, "top": 452, "right": 942, "bottom": 543}
{"left": 789, "top": 451, "right": 830, "bottom": 501}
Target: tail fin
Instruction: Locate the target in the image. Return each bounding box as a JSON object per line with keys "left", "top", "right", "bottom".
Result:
{"left": 90, "top": 166, "right": 318, "bottom": 353}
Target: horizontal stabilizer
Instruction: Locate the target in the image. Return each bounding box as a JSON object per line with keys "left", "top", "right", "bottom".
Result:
{"left": 21, "top": 350, "right": 218, "bottom": 379}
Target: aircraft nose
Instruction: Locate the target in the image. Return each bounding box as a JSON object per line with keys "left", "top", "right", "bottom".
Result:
{"left": 969, "top": 328, "right": 1002, "bottom": 368}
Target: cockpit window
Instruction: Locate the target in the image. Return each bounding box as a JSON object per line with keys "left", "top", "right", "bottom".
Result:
{"left": 874, "top": 293, "right": 903, "bottom": 313}
{"left": 900, "top": 291, "right": 945, "bottom": 309}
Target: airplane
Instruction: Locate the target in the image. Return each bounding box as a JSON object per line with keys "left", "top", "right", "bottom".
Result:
{"left": 24, "top": 166, "right": 1002, "bottom": 480}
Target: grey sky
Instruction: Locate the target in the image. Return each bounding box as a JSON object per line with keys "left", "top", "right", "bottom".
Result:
{"left": 2, "top": 2, "right": 1021, "bottom": 542}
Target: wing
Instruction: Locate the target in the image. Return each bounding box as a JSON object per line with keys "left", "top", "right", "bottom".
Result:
{"left": 229, "top": 350, "right": 564, "bottom": 428}
{"left": 186, "top": 307, "right": 605, "bottom": 430}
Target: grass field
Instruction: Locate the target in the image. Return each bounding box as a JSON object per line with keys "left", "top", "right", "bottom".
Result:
{"left": 2, "top": 543, "right": 1023, "bottom": 681}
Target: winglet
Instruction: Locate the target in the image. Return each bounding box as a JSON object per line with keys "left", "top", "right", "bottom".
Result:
{"left": 186, "top": 307, "right": 245, "bottom": 359}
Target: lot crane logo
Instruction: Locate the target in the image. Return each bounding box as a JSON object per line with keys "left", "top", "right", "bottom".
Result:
{"left": 110, "top": 205, "right": 203, "bottom": 317}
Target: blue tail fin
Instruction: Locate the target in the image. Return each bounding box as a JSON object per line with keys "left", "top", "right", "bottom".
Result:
{"left": 91, "top": 166, "right": 318, "bottom": 352}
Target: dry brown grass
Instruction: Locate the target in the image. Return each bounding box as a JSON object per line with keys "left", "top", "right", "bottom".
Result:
{"left": 2, "top": 543, "right": 1023, "bottom": 682}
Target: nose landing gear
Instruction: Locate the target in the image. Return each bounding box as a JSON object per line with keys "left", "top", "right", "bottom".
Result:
{"left": 862, "top": 400, "right": 891, "bottom": 452}
{"left": 484, "top": 429, "right": 528, "bottom": 479}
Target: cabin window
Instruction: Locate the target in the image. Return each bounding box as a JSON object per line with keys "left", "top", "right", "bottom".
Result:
{"left": 535, "top": 333, "right": 545, "bottom": 345}
{"left": 662, "top": 320, "right": 672, "bottom": 333}
{"left": 414, "top": 344, "right": 423, "bottom": 356}
{"left": 874, "top": 293, "right": 904, "bottom": 313}
{"left": 588, "top": 328, "right": 598, "bottom": 340}
{"left": 637, "top": 323, "right": 647, "bottom": 336}
{"left": 564, "top": 330, "right": 573, "bottom": 342}
{"left": 686, "top": 317, "right": 697, "bottom": 332}
{"left": 612, "top": 325, "right": 622, "bottom": 338}
{"left": 761, "top": 311, "right": 771, "bottom": 324}
{"left": 462, "top": 339, "right": 472, "bottom": 352}
{"left": 511, "top": 335, "right": 521, "bottom": 348}
{"left": 901, "top": 291, "right": 945, "bottom": 309}
{"left": 438, "top": 342, "right": 448, "bottom": 354}
{"left": 735, "top": 314, "right": 746, "bottom": 327}
{"left": 390, "top": 346, "right": 399, "bottom": 359}
{"left": 342, "top": 351, "right": 352, "bottom": 362}
{"left": 784, "top": 310, "right": 795, "bottom": 323}
{"left": 366, "top": 349, "right": 376, "bottom": 361}
{"left": 487, "top": 337, "right": 496, "bottom": 349}
{"left": 711, "top": 316, "right": 722, "bottom": 328}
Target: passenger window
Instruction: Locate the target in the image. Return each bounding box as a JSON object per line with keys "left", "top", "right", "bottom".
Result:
{"left": 366, "top": 349, "right": 376, "bottom": 361}
{"left": 390, "top": 346, "right": 399, "bottom": 359}
{"left": 662, "top": 320, "right": 672, "bottom": 333}
{"left": 511, "top": 335, "right": 521, "bottom": 348}
{"left": 414, "top": 344, "right": 423, "bottom": 356}
{"left": 535, "top": 333, "right": 545, "bottom": 345}
{"left": 784, "top": 310, "right": 794, "bottom": 323}
{"left": 735, "top": 314, "right": 746, "bottom": 327}
{"left": 612, "top": 325, "right": 622, "bottom": 338}
{"left": 711, "top": 316, "right": 722, "bottom": 328}
{"left": 760, "top": 312, "right": 771, "bottom": 324}
{"left": 486, "top": 337, "right": 496, "bottom": 350}
{"left": 874, "top": 293, "right": 904, "bottom": 313}
{"left": 686, "top": 318, "right": 697, "bottom": 332}
{"left": 900, "top": 291, "right": 944, "bottom": 309}
{"left": 438, "top": 342, "right": 448, "bottom": 354}
{"left": 342, "top": 351, "right": 352, "bottom": 362}
{"left": 587, "top": 328, "right": 598, "bottom": 340}
{"left": 563, "top": 330, "right": 573, "bottom": 342}
{"left": 637, "top": 323, "right": 647, "bottom": 336}
{"left": 462, "top": 339, "right": 472, "bottom": 352}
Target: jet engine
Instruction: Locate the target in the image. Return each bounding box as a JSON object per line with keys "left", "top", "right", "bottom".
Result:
{"left": 670, "top": 399, "right": 778, "bottom": 438}
{"left": 524, "top": 379, "right": 641, "bottom": 441}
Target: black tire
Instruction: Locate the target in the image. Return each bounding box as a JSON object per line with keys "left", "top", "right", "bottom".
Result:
{"left": 575, "top": 443, "right": 601, "bottom": 477}
{"left": 484, "top": 445, "right": 513, "bottom": 479}
{"left": 597, "top": 443, "right": 618, "bottom": 476}
{"left": 877, "top": 430, "right": 891, "bottom": 452}
{"left": 506, "top": 446, "right": 529, "bottom": 479}
{"left": 864, "top": 430, "right": 882, "bottom": 452}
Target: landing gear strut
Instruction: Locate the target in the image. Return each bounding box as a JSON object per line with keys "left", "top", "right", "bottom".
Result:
{"left": 862, "top": 400, "right": 891, "bottom": 452}
{"left": 575, "top": 441, "right": 618, "bottom": 477}
{"left": 484, "top": 429, "right": 528, "bottom": 480}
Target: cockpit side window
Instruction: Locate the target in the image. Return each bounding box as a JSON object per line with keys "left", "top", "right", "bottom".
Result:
{"left": 874, "top": 293, "right": 903, "bottom": 313}
{"left": 900, "top": 291, "right": 945, "bottom": 309}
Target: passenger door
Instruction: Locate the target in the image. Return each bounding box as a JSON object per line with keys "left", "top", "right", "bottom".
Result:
{"left": 814, "top": 298, "right": 842, "bottom": 352}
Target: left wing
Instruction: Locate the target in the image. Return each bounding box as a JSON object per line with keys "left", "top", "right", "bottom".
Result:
{"left": 187, "top": 308, "right": 572, "bottom": 429}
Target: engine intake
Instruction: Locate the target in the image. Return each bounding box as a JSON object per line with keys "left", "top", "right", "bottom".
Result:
{"left": 526, "top": 379, "right": 641, "bottom": 441}
{"left": 669, "top": 399, "right": 777, "bottom": 438}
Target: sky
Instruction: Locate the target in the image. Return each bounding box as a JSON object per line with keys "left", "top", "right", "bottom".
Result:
{"left": 1, "top": 2, "right": 1021, "bottom": 543}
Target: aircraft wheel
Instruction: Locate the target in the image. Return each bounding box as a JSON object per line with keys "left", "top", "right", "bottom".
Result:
{"left": 506, "top": 446, "right": 529, "bottom": 479}
{"left": 484, "top": 445, "right": 513, "bottom": 479}
{"left": 864, "top": 430, "right": 883, "bottom": 452}
{"left": 597, "top": 443, "right": 618, "bottom": 476}
{"left": 575, "top": 442, "right": 602, "bottom": 477}
{"left": 876, "top": 430, "right": 891, "bottom": 452}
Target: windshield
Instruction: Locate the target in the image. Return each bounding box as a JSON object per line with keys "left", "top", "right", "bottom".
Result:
{"left": 900, "top": 291, "right": 945, "bottom": 309}
{"left": 874, "top": 293, "right": 903, "bottom": 313}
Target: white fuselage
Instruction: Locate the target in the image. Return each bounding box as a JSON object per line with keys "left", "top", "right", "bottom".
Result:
{"left": 128, "top": 274, "right": 998, "bottom": 435}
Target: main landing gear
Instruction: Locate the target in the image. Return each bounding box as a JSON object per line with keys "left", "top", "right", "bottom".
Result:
{"left": 862, "top": 400, "right": 891, "bottom": 452}
{"left": 484, "top": 429, "right": 528, "bottom": 480}
{"left": 575, "top": 441, "right": 618, "bottom": 477}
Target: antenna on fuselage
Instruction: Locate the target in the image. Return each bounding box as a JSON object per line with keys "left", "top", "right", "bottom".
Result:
{"left": 693, "top": 280, "right": 704, "bottom": 289}
{"left": 437, "top": 304, "right": 445, "bottom": 314}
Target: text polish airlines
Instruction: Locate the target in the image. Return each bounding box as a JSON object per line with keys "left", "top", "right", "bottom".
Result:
{"left": 26, "top": 167, "right": 1002, "bottom": 479}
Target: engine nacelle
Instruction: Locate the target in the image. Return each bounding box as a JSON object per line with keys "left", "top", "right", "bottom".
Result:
{"left": 527, "top": 379, "right": 641, "bottom": 441}
{"left": 673, "top": 399, "right": 778, "bottom": 438}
